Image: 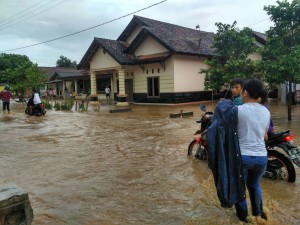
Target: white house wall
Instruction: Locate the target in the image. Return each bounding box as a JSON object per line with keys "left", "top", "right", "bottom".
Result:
{"left": 134, "top": 57, "right": 175, "bottom": 93}
{"left": 134, "top": 36, "right": 168, "bottom": 56}
{"left": 126, "top": 24, "right": 143, "bottom": 44}
{"left": 90, "top": 48, "right": 120, "bottom": 70}
{"left": 173, "top": 55, "right": 208, "bottom": 92}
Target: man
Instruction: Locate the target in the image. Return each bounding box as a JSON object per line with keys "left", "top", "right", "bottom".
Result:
{"left": 105, "top": 85, "right": 111, "bottom": 101}
{"left": 230, "top": 78, "right": 244, "bottom": 106}
{"left": 33, "top": 89, "right": 42, "bottom": 105}
{"left": 0, "top": 85, "right": 15, "bottom": 114}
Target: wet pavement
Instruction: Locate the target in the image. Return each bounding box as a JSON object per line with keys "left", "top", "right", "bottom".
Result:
{"left": 0, "top": 100, "right": 299, "bottom": 225}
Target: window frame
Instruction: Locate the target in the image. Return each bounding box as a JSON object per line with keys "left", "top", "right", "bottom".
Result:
{"left": 147, "top": 76, "right": 160, "bottom": 98}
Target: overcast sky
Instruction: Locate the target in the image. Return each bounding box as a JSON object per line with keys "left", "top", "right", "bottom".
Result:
{"left": 0, "top": 0, "right": 284, "bottom": 67}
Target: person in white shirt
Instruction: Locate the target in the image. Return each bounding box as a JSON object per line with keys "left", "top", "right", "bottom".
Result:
{"left": 235, "top": 78, "right": 270, "bottom": 222}
{"left": 105, "top": 85, "right": 111, "bottom": 103}
{"left": 33, "top": 90, "right": 41, "bottom": 105}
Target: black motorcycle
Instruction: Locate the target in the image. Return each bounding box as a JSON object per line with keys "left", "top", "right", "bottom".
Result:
{"left": 188, "top": 104, "right": 300, "bottom": 183}
{"left": 265, "top": 130, "right": 300, "bottom": 182}
{"left": 25, "top": 97, "right": 46, "bottom": 116}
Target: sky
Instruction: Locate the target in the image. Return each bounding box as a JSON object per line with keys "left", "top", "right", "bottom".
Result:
{"left": 0, "top": 0, "right": 285, "bottom": 67}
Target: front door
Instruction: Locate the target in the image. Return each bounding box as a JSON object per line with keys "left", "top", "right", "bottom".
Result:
{"left": 125, "top": 79, "right": 133, "bottom": 102}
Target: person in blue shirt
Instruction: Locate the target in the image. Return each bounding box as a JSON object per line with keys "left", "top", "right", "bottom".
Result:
{"left": 230, "top": 78, "right": 245, "bottom": 106}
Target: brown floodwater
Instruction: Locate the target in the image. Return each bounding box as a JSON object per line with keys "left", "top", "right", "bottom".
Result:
{"left": 0, "top": 100, "right": 299, "bottom": 225}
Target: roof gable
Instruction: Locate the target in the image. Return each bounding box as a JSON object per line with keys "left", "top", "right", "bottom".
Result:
{"left": 118, "top": 15, "right": 215, "bottom": 57}
{"left": 78, "top": 38, "right": 133, "bottom": 70}
{"left": 134, "top": 35, "right": 169, "bottom": 56}
{"left": 124, "top": 28, "right": 171, "bottom": 54}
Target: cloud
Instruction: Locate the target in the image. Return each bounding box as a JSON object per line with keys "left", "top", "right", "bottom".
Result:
{"left": 0, "top": 0, "right": 280, "bottom": 66}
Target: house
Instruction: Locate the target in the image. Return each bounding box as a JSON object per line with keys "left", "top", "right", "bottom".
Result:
{"left": 39, "top": 67, "right": 90, "bottom": 97}
{"left": 77, "top": 15, "right": 266, "bottom": 105}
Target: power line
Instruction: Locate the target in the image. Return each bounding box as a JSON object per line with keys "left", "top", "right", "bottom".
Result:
{"left": 247, "top": 18, "right": 271, "bottom": 28}
{"left": 0, "top": 0, "right": 67, "bottom": 31}
{"left": 1, "top": 0, "right": 168, "bottom": 53}
{"left": 0, "top": 0, "right": 47, "bottom": 25}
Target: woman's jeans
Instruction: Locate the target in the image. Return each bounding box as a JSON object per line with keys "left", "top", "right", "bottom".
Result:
{"left": 235, "top": 155, "right": 268, "bottom": 220}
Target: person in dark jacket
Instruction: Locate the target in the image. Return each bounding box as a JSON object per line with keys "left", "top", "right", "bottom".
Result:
{"left": 207, "top": 99, "right": 246, "bottom": 208}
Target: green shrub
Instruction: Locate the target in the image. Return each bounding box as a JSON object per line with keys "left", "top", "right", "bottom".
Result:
{"left": 53, "top": 100, "right": 74, "bottom": 111}
{"left": 54, "top": 102, "right": 61, "bottom": 110}
{"left": 78, "top": 101, "right": 86, "bottom": 111}
{"left": 62, "top": 100, "right": 74, "bottom": 110}
{"left": 42, "top": 100, "right": 52, "bottom": 109}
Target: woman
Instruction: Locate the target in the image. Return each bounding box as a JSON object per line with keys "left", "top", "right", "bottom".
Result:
{"left": 235, "top": 78, "right": 270, "bottom": 222}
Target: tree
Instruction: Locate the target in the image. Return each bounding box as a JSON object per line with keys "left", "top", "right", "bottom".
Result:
{"left": 201, "top": 22, "right": 258, "bottom": 91}
{"left": 0, "top": 53, "right": 47, "bottom": 99}
{"left": 0, "top": 53, "right": 33, "bottom": 77}
{"left": 56, "top": 55, "right": 77, "bottom": 68}
{"left": 261, "top": 0, "right": 300, "bottom": 120}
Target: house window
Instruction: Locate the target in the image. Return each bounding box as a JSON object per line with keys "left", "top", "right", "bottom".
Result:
{"left": 157, "top": 68, "right": 160, "bottom": 73}
{"left": 152, "top": 69, "right": 154, "bottom": 74}
{"left": 146, "top": 69, "right": 149, "bottom": 74}
{"left": 147, "top": 77, "right": 159, "bottom": 97}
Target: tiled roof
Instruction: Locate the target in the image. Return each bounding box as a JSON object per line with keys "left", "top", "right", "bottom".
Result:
{"left": 78, "top": 15, "right": 266, "bottom": 70}
{"left": 56, "top": 71, "right": 82, "bottom": 77}
{"left": 94, "top": 38, "right": 133, "bottom": 64}
{"left": 252, "top": 31, "right": 267, "bottom": 45}
{"left": 118, "top": 15, "right": 215, "bottom": 56}
{"left": 77, "top": 38, "right": 133, "bottom": 69}
{"left": 39, "top": 67, "right": 87, "bottom": 80}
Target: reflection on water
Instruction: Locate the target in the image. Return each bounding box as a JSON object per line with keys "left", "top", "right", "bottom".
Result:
{"left": 0, "top": 101, "right": 299, "bottom": 225}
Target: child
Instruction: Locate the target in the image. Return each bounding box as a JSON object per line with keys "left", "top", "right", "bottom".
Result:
{"left": 0, "top": 85, "right": 15, "bottom": 114}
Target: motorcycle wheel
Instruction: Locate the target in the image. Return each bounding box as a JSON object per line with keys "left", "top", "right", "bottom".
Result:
{"left": 266, "top": 150, "right": 296, "bottom": 182}
{"left": 25, "top": 107, "right": 32, "bottom": 115}
{"left": 188, "top": 140, "right": 207, "bottom": 159}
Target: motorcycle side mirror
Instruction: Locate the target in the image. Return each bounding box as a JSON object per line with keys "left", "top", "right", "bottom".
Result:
{"left": 199, "top": 104, "right": 206, "bottom": 112}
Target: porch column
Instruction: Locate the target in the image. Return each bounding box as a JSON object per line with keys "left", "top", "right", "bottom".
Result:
{"left": 63, "top": 81, "right": 66, "bottom": 99}
{"left": 74, "top": 80, "right": 78, "bottom": 95}
{"left": 116, "top": 69, "right": 129, "bottom": 106}
{"left": 90, "top": 71, "right": 98, "bottom": 101}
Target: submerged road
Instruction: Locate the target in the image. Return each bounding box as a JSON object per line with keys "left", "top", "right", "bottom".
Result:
{"left": 0, "top": 101, "right": 299, "bottom": 225}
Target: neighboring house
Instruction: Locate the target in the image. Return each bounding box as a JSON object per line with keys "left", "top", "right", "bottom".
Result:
{"left": 77, "top": 15, "right": 267, "bottom": 104}
{"left": 250, "top": 31, "right": 300, "bottom": 105}
{"left": 39, "top": 67, "right": 90, "bottom": 97}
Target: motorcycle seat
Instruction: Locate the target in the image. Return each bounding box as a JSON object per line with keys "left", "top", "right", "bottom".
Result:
{"left": 268, "top": 130, "right": 290, "bottom": 140}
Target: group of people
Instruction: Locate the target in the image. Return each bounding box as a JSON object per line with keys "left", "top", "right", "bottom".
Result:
{"left": 0, "top": 85, "right": 42, "bottom": 114}
{"left": 209, "top": 78, "right": 272, "bottom": 223}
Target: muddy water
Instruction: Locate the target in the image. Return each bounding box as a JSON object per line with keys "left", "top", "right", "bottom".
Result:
{"left": 0, "top": 101, "right": 299, "bottom": 225}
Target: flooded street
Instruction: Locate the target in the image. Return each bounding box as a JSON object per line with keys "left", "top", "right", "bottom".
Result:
{"left": 0, "top": 101, "right": 299, "bottom": 225}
